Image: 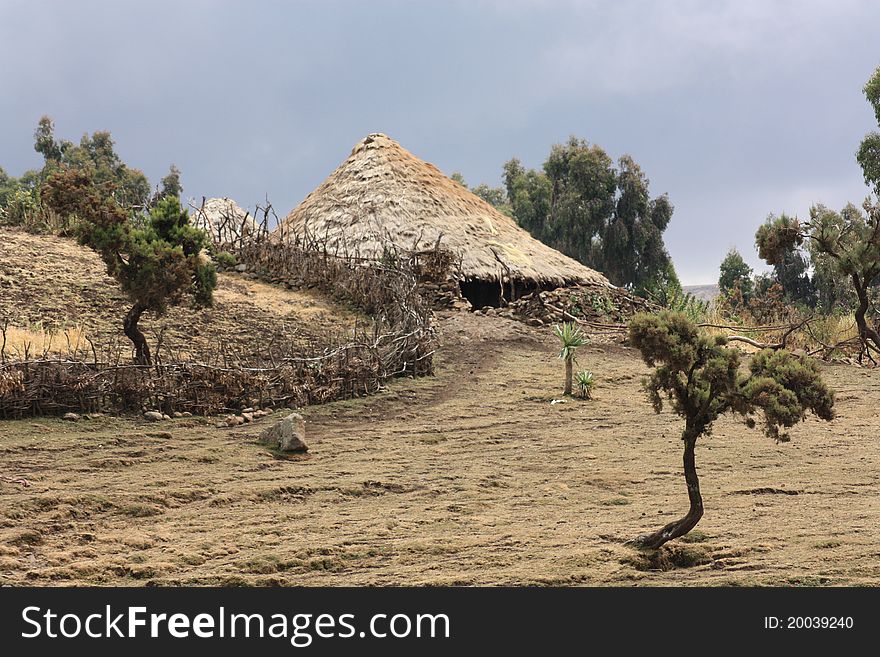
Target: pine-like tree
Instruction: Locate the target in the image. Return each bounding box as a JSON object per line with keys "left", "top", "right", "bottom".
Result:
{"left": 628, "top": 312, "right": 834, "bottom": 549}
{"left": 44, "top": 169, "right": 216, "bottom": 365}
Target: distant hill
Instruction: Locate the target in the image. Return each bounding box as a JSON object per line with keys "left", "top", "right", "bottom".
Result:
{"left": 682, "top": 284, "right": 720, "bottom": 302}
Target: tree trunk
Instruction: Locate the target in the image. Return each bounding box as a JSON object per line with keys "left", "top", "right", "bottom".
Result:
{"left": 851, "top": 274, "right": 880, "bottom": 362}
{"left": 123, "top": 302, "right": 151, "bottom": 366}
{"left": 564, "top": 357, "right": 573, "bottom": 396}
{"left": 633, "top": 430, "right": 703, "bottom": 549}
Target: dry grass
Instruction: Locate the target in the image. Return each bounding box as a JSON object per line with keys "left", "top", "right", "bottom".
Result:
{"left": 2, "top": 311, "right": 878, "bottom": 586}
{"left": 0, "top": 227, "right": 362, "bottom": 363}
{"left": 0, "top": 325, "right": 90, "bottom": 359}
{"left": 700, "top": 302, "right": 862, "bottom": 356}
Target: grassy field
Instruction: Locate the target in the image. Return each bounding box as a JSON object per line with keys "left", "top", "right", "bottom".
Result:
{"left": 2, "top": 310, "right": 879, "bottom": 586}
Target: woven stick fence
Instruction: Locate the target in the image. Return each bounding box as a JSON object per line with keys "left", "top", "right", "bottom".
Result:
{"left": 1, "top": 210, "right": 439, "bottom": 419}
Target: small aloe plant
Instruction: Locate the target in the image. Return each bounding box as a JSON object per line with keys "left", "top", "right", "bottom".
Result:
{"left": 575, "top": 369, "right": 595, "bottom": 399}
{"left": 553, "top": 322, "right": 589, "bottom": 396}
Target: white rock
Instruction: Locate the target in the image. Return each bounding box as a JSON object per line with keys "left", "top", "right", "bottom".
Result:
{"left": 259, "top": 412, "right": 308, "bottom": 453}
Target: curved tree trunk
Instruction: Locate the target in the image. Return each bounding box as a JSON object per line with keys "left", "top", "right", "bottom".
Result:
{"left": 851, "top": 274, "right": 880, "bottom": 363}
{"left": 564, "top": 357, "right": 573, "bottom": 396}
{"left": 123, "top": 302, "right": 151, "bottom": 366}
{"left": 633, "top": 430, "right": 703, "bottom": 549}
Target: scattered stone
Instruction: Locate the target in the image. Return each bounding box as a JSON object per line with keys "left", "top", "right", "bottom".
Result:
{"left": 234, "top": 263, "right": 248, "bottom": 273}
{"left": 143, "top": 411, "right": 165, "bottom": 422}
{"left": 259, "top": 412, "right": 308, "bottom": 453}
{"left": 242, "top": 412, "right": 254, "bottom": 423}
{"left": 181, "top": 411, "right": 192, "bottom": 417}
{"left": 225, "top": 415, "right": 244, "bottom": 427}
{"left": 172, "top": 411, "right": 183, "bottom": 418}
{"left": 62, "top": 412, "right": 80, "bottom": 422}
{"left": 527, "top": 318, "right": 544, "bottom": 327}
{"left": 242, "top": 407, "right": 254, "bottom": 414}
{"left": 162, "top": 414, "right": 171, "bottom": 421}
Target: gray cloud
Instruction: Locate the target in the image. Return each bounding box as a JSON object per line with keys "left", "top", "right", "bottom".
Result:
{"left": 1, "top": 0, "right": 877, "bottom": 283}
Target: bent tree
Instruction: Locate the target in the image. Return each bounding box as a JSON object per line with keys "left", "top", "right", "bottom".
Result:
{"left": 628, "top": 312, "right": 834, "bottom": 549}
{"left": 756, "top": 65, "right": 880, "bottom": 362}
{"left": 44, "top": 169, "right": 216, "bottom": 365}
{"left": 756, "top": 206, "right": 880, "bottom": 362}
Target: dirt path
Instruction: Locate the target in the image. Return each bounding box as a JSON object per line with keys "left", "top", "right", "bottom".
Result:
{"left": 1, "top": 311, "right": 879, "bottom": 585}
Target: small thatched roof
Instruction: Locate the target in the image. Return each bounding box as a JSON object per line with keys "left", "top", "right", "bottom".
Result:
{"left": 276, "top": 134, "right": 610, "bottom": 288}
{"left": 191, "top": 197, "right": 256, "bottom": 246}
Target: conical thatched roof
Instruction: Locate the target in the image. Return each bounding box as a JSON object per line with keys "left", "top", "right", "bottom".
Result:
{"left": 276, "top": 134, "right": 610, "bottom": 288}
{"left": 191, "top": 197, "right": 256, "bottom": 246}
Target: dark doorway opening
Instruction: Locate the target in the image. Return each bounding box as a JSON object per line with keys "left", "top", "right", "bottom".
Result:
{"left": 459, "top": 278, "right": 546, "bottom": 309}
{"left": 459, "top": 279, "right": 501, "bottom": 309}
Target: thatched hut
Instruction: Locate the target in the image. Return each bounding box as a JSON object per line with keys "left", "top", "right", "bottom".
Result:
{"left": 276, "top": 133, "right": 610, "bottom": 308}
{"left": 191, "top": 197, "right": 257, "bottom": 248}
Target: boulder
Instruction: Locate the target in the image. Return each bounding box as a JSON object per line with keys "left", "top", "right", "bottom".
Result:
{"left": 143, "top": 411, "right": 165, "bottom": 422}
{"left": 62, "top": 412, "right": 80, "bottom": 422}
{"left": 259, "top": 412, "right": 308, "bottom": 453}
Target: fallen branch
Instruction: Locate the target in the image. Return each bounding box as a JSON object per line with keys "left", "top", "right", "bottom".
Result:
{"left": 722, "top": 316, "right": 815, "bottom": 351}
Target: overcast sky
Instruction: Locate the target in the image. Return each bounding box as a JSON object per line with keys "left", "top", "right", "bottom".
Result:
{"left": 2, "top": 0, "right": 878, "bottom": 284}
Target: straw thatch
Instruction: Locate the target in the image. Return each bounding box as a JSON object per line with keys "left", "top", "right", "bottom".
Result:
{"left": 276, "top": 134, "right": 610, "bottom": 290}
{"left": 191, "top": 197, "right": 256, "bottom": 247}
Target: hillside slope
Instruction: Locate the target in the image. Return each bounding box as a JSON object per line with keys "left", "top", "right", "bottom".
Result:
{"left": 0, "top": 228, "right": 359, "bottom": 362}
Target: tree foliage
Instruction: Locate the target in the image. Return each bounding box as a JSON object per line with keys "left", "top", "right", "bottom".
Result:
{"left": 43, "top": 168, "right": 216, "bottom": 365}
{"left": 628, "top": 311, "right": 833, "bottom": 547}
{"left": 159, "top": 164, "right": 183, "bottom": 200}
{"left": 502, "top": 137, "right": 676, "bottom": 296}
{"left": 718, "top": 248, "right": 753, "bottom": 301}
{"left": 857, "top": 66, "right": 880, "bottom": 195}
{"left": 753, "top": 66, "right": 880, "bottom": 355}
{"left": 752, "top": 213, "right": 816, "bottom": 307}
{"left": 756, "top": 203, "right": 880, "bottom": 358}
{"left": 0, "top": 166, "right": 19, "bottom": 208}
{"left": 30, "top": 115, "right": 152, "bottom": 208}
